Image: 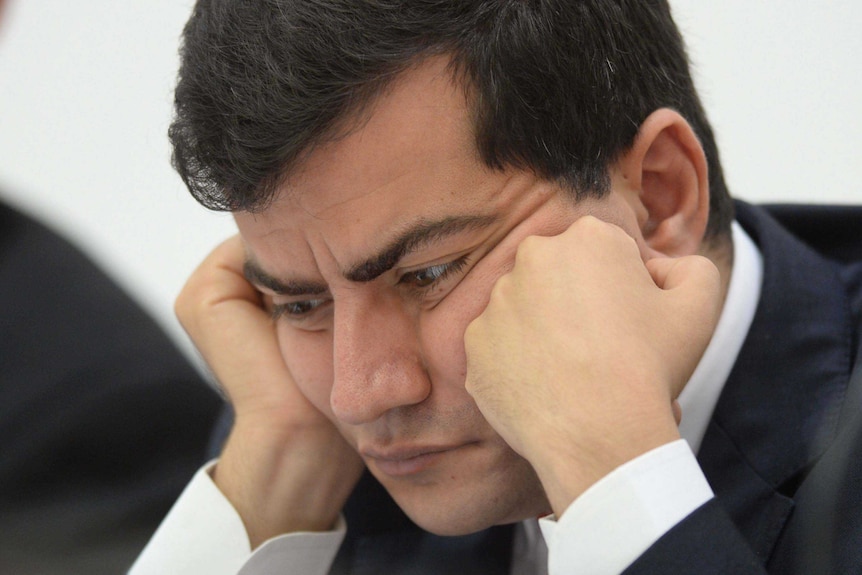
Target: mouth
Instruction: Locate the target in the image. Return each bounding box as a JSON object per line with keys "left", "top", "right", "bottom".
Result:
{"left": 361, "top": 443, "right": 476, "bottom": 477}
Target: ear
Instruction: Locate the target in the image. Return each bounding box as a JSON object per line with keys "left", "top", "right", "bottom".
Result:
{"left": 612, "top": 108, "right": 710, "bottom": 257}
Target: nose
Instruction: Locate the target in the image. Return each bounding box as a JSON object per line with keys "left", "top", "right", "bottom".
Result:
{"left": 329, "top": 295, "right": 431, "bottom": 425}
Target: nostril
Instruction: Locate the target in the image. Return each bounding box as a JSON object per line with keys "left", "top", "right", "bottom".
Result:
{"left": 329, "top": 382, "right": 367, "bottom": 424}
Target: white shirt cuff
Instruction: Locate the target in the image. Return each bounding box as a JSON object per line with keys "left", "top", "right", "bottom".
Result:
{"left": 239, "top": 518, "right": 346, "bottom": 575}
{"left": 538, "top": 440, "right": 713, "bottom": 575}
{"left": 129, "top": 460, "right": 346, "bottom": 575}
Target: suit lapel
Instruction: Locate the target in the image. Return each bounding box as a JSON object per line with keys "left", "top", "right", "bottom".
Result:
{"left": 698, "top": 202, "right": 856, "bottom": 561}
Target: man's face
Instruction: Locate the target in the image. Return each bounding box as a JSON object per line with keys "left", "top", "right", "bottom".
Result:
{"left": 235, "top": 57, "right": 642, "bottom": 535}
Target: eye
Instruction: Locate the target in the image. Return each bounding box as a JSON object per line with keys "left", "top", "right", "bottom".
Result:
{"left": 271, "top": 298, "right": 328, "bottom": 321}
{"left": 398, "top": 256, "right": 469, "bottom": 290}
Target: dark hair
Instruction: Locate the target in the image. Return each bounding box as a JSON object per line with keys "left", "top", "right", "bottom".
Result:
{"left": 170, "top": 0, "right": 733, "bottom": 239}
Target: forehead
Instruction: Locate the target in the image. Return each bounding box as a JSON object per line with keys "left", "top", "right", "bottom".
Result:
{"left": 289, "top": 56, "right": 480, "bottom": 219}
{"left": 235, "top": 56, "right": 512, "bottom": 266}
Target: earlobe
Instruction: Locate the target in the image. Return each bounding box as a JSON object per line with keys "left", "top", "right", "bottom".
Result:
{"left": 614, "top": 109, "right": 709, "bottom": 257}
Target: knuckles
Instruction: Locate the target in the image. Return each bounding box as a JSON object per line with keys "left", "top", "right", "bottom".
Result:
{"left": 174, "top": 235, "right": 247, "bottom": 335}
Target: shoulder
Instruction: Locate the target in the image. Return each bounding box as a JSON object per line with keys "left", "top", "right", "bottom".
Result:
{"left": 758, "top": 202, "right": 862, "bottom": 265}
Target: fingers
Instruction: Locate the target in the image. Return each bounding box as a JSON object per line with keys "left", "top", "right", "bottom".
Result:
{"left": 175, "top": 235, "right": 258, "bottom": 329}
{"left": 174, "top": 235, "right": 293, "bottom": 410}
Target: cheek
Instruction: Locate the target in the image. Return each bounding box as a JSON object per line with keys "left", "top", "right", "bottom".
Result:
{"left": 421, "top": 267, "right": 505, "bottom": 386}
{"left": 276, "top": 325, "right": 336, "bottom": 418}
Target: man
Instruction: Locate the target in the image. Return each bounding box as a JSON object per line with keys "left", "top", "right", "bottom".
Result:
{"left": 132, "top": 1, "right": 862, "bottom": 573}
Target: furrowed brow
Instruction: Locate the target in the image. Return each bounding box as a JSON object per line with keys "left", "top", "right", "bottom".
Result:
{"left": 345, "top": 214, "right": 497, "bottom": 283}
{"left": 243, "top": 259, "right": 327, "bottom": 296}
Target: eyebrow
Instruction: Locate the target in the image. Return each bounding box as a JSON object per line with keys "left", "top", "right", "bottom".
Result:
{"left": 243, "top": 261, "right": 329, "bottom": 297}
{"left": 243, "top": 214, "right": 497, "bottom": 295}
{"left": 346, "top": 214, "right": 497, "bottom": 282}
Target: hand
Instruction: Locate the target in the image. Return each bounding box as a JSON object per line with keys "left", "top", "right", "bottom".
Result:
{"left": 464, "top": 217, "right": 721, "bottom": 516}
{"left": 176, "top": 236, "right": 364, "bottom": 547}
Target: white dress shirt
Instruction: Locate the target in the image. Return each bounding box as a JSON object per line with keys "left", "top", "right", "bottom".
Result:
{"left": 130, "top": 222, "right": 763, "bottom": 575}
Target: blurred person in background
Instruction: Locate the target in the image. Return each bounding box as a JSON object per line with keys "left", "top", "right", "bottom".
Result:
{"left": 0, "top": 1, "right": 222, "bottom": 572}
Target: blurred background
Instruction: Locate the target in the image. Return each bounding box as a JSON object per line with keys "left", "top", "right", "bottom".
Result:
{"left": 0, "top": 0, "right": 860, "bottom": 361}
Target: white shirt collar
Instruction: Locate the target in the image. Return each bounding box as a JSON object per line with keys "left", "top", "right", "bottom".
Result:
{"left": 677, "top": 220, "right": 764, "bottom": 453}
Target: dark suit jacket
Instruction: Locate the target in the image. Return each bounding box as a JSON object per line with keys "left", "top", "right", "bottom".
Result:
{"left": 0, "top": 200, "right": 222, "bottom": 574}
{"left": 624, "top": 201, "right": 862, "bottom": 575}
{"left": 205, "top": 201, "right": 862, "bottom": 574}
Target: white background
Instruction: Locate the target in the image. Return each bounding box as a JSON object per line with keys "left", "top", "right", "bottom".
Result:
{"left": 1, "top": 1, "right": 860, "bottom": 355}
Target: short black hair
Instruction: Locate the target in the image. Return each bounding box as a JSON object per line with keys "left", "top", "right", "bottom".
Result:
{"left": 170, "top": 0, "right": 733, "bottom": 239}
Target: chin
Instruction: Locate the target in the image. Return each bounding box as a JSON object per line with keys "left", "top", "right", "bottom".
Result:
{"left": 386, "top": 472, "right": 550, "bottom": 536}
{"left": 405, "top": 507, "right": 498, "bottom": 537}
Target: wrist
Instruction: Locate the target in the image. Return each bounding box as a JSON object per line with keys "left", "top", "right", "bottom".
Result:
{"left": 528, "top": 418, "right": 681, "bottom": 517}
{"left": 214, "top": 422, "right": 363, "bottom": 547}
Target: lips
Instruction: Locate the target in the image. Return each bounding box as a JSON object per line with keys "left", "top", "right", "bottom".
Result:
{"left": 361, "top": 443, "right": 475, "bottom": 477}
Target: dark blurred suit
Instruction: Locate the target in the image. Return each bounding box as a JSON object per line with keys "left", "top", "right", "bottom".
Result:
{"left": 0, "top": 199, "right": 222, "bottom": 574}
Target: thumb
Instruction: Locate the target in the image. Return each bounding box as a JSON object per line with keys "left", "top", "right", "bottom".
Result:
{"left": 646, "top": 255, "right": 723, "bottom": 398}
{"left": 645, "top": 254, "right": 720, "bottom": 294}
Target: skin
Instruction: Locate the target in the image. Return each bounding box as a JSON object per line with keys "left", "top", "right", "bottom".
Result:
{"left": 177, "top": 55, "right": 729, "bottom": 546}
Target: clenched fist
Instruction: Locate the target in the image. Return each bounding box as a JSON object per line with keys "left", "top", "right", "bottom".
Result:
{"left": 464, "top": 217, "right": 721, "bottom": 516}
{"left": 176, "top": 236, "right": 364, "bottom": 547}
